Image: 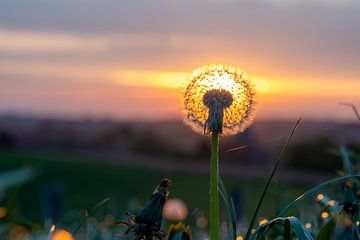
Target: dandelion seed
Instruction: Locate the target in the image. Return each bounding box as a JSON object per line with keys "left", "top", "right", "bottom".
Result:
{"left": 182, "top": 64, "right": 256, "bottom": 135}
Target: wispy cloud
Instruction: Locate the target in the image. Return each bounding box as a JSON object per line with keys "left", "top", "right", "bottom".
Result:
{"left": 0, "top": 0, "right": 360, "bottom": 121}
{"left": 0, "top": 29, "right": 202, "bottom": 53}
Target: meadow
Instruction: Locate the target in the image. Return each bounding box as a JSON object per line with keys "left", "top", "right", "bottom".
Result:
{"left": 0, "top": 148, "right": 310, "bottom": 230}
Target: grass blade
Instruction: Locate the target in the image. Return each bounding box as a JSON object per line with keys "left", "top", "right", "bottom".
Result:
{"left": 278, "top": 175, "right": 360, "bottom": 217}
{"left": 72, "top": 197, "right": 111, "bottom": 236}
{"left": 288, "top": 217, "right": 314, "bottom": 240}
{"left": 340, "top": 146, "right": 353, "bottom": 174}
{"left": 90, "top": 197, "right": 111, "bottom": 213}
{"left": 340, "top": 103, "right": 360, "bottom": 122}
{"left": 219, "top": 177, "right": 237, "bottom": 240}
{"left": 315, "top": 217, "right": 336, "bottom": 240}
{"left": 249, "top": 217, "right": 313, "bottom": 240}
{"left": 244, "top": 118, "right": 302, "bottom": 240}
{"left": 284, "top": 218, "right": 291, "bottom": 240}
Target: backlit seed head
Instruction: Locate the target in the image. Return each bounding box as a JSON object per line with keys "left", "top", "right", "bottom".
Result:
{"left": 182, "top": 64, "right": 256, "bottom": 135}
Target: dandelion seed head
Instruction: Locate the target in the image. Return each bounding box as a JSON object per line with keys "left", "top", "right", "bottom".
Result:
{"left": 182, "top": 64, "right": 256, "bottom": 135}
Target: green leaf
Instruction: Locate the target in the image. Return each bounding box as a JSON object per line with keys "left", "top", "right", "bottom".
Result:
{"left": 219, "top": 176, "right": 237, "bottom": 240}
{"left": 284, "top": 218, "right": 291, "bottom": 240}
{"left": 340, "top": 147, "right": 353, "bottom": 175}
{"left": 90, "top": 197, "right": 110, "bottom": 213}
{"left": 249, "top": 216, "right": 313, "bottom": 240}
{"left": 287, "top": 217, "right": 314, "bottom": 240}
{"left": 72, "top": 197, "right": 111, "bottom": 236}
{"left": 315, "top": 217, "right": 336, "bottom": 240}
{"left": 334, "top": 214, "right": 359, "bottom": 240}
{"left": 0, "top": 168, "right": 36, "bottom": 191}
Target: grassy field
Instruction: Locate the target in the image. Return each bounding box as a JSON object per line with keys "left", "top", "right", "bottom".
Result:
{"left": 0, "top": 149, "right": 309, "bottom": 229}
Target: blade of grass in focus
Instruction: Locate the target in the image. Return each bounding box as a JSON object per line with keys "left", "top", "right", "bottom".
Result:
{"left": 72, "top": 197, "right": 111, "bottom": 236}
{"left": 244, "top": 117, "right": 302, "bottom": 240}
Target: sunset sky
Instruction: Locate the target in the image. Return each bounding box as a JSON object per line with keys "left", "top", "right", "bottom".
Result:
{"left": 1, "top": 0, "right": 360, "bottom": 122}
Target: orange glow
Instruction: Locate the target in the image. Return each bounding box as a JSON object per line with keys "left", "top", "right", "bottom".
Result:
{"left": 0, "top": 207, "right": 7, "bottom": 218}
{"left": 321, "top": 212, "right": 329, "bottom": 219}
{"left": 328, "top": 200, "right": 336, "bottom": 206}
{"left": 52, "top": 230, "right": 74, "bottom": 240}
{"left": 111, "top": 69, "right": 272, "bottom": 94}
{"left": 163, "top": 198, "right": 188, "bottom": 221}
{"left": 109, "top": 68, "right": 360, "bottom": 99}
{"left": 9, "top": 225, "right": 30, "bottom": 239}
{"left": 2, "top": 74, "right": 359, "bottom": 122}
{"left": 316, "top": 194, "right": 324, "bottom": 201}
{"left": 110, "top": 70, "right": 188, "bottom": 89}
{"left": 259, "top": 219, "right": 268, "bottom": 225}
{"left": 3, "top": 57, "right": 360, "bottom": 99}
{"left": 1, "top": 58, "right": 360, "bottom": 122}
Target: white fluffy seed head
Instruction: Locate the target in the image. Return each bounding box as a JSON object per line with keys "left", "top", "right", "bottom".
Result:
{"left": 182, "top": 64, "right": 256, "bottom": 136}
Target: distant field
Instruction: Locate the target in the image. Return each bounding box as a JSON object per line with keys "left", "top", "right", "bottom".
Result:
{"left": 0, "top": 149, "right": 309, "bottom": 227}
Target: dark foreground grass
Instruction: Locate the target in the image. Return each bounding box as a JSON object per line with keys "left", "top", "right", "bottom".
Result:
{"left": 0, "top": 149, "right": 308, "bottom": 228}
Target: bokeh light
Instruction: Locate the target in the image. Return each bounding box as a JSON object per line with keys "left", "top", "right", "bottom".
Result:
{"left": 52, "top": 230, "right": 74, "bottom": 240}
{"left": 163, "top": 198, "right": 188, "bottom": 221}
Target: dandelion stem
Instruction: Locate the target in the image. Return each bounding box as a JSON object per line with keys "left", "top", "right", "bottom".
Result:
{"left": 210, "top": 131, "right": 220, "bottom": 240}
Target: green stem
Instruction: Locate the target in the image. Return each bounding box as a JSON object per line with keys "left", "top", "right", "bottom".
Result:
{"left": 210, "top": 131, "right": 219, "bottom": 240}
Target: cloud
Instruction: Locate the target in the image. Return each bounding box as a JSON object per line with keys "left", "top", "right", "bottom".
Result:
{"left": 0, "top": 29, "right": 199, "bottom": 53}
{"left": 1, "top": 0, "right": 360, "bottom": 121}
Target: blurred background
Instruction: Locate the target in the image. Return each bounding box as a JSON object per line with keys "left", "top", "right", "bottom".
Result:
{"left": 0, "top": 0, "right": 360, "bottom": 238}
